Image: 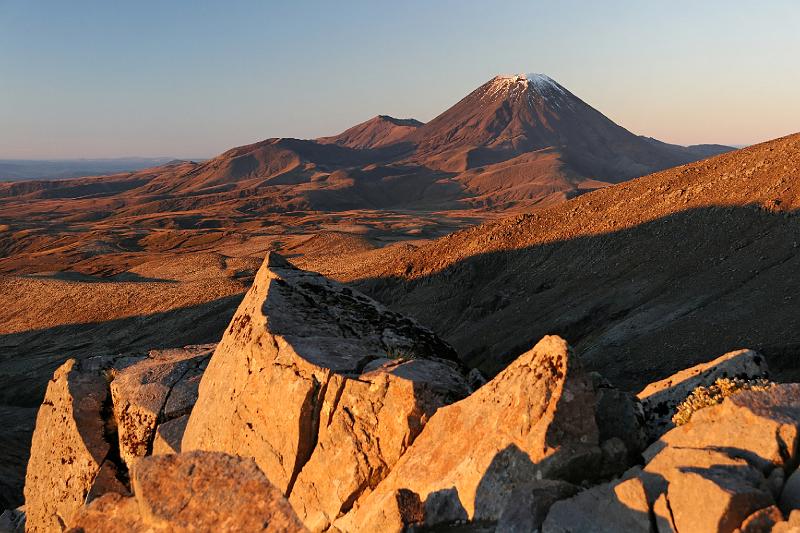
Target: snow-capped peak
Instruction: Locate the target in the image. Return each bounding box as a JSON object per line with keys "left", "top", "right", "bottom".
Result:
{"left": 483, "top": 73, "right": 570, "bottom": 108}
{"left": 523, "top": 73, "right": 566, "bottom": 95}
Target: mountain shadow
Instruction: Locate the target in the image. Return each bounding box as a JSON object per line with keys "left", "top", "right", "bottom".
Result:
{"left": 355, "top": 204, "right": 800, "bottom": 392}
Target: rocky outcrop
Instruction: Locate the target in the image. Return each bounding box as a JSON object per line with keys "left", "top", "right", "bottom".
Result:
{"left": 288, "top": 358, "right": 469, "bottom": 531}
{"left": 543, "top": 383, "right": 800, "bottom": 532}
{"left": 335, "top": 335, "right": 603, "bottom": 532}
{"left": 182, "top": 253, "right": 468, "bottom": 530}
{"left": 637, "top": 349, "right": 768, "bottom": 440}
{"left": 67, "top": 451, "right": 306, "bottom": 532}
{"left": 110, "top": 345, "right": 212, "bottom": 468}
{"left": 152, "top": 414, "right": 189, "bottom": 455}
{"left": 23, "top": 346, "right": 215, "bottom": 532}
{"left": 23, "top": 359, "right": 122, "bottom": 532}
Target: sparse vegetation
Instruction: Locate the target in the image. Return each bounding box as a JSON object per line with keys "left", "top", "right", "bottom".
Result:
{"left": 673, "top": 377, "right": 774, "bottom": 426}
{"left": 386, "top": 347, "right": 420, "bottom": 361}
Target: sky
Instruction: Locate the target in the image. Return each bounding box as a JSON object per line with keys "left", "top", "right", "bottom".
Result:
{"left": 1, "top": 0, "right": 798, "bottom": 159}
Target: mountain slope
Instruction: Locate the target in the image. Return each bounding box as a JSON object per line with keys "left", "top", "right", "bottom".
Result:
{"left": 0, "top": 73, "right": 735, "bottom": 276}
{"left": 406, "top": 73, "right": 729, "bottom": 175}
{"left": 347, "top": 133, "right": 800, "bottom": 390}
{"left": 318, "top": 115, "right": 422, "bottom": 149}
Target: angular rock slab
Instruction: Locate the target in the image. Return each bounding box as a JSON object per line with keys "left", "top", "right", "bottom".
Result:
{"left": 110, "top": 344, "right": 213, "bottom": 469}
{"left": 642, "top": 447, "right": 773, "bottom": 533}
{"left": 336, "top": 335, "right": 601, "bottom": 532}
{"left": 24, "top": 359, "right": 115, "bottom": 532}
{"left": 182, "top": 253, "right": 467, "bottom": 523}
{"left": 542, "top": 476, "right": 652, "bottom": 533}
{"left": 637, "top": 348, "right": 768, "bottom": 440}
{"left": 289, "top": 358, "right": 469, "bottom": 531}
{"left": 644, "top": 384, "right": 800, "bottom": 472}
{"left": 638, "top": 386, "right": 800, "bottom": 532}
{"left": 67, "top": 451, "right": 307, "bottom": 532}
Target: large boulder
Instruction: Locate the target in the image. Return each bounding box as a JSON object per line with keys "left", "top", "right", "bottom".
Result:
{"left": 643, "top": 383, "right": 800, "bottom": 472}
{"left": 541, "top": 384, "right": 800, "bottom": 533}
{"left": 23, "top": 346, "right": 216, "bottom": 532}
{"left": 335, "top": 335, "right": 602, "bottom": 532}
{"left": 110, "top": 344, "right": 213, "bottom": 468}
{"left": 181, "top": 253, "right": 469, "bottom": 529}
{"left": 23, "top": 359, "right": 123, "bottom": 532}
{"left": 288, "top": 358, "right": 469, "bottom": 531}
{"left": 67, "top": 451, "right": 307, "bottom": 532}
{"left": 642, "top": 447, "right": 773, "bottom": 532}
{"left": 637, "top": 349, "right": 768, "bottom": 440}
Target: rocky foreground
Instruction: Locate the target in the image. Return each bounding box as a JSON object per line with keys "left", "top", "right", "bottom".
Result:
{"left": 5, "top": 254, "right": 800, "bottom": 532}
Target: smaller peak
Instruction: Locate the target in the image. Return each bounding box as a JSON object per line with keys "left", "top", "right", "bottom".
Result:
{"left": 376, "top": 115, "right": 424, "bottom": 127}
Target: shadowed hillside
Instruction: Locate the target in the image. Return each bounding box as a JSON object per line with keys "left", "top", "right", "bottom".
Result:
{"left": 347, "top": 133, "right": 800, "bottom": 389}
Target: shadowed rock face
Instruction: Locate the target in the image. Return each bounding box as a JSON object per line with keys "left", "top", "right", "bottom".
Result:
{"left": 335, "top": 335, "right": 603, "bottom": 532}
{"left": 68, "top": 451, "right": 307, "bottom": 532}
{"left": 182, "top": 253, "right": 469, "bottom": 530}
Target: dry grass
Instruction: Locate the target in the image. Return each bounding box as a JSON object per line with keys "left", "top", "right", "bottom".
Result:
{"left": 673, "top": 377, "right": 774, "bottom": 426}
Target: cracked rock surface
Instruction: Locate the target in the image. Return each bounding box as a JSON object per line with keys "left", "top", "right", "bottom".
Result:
{"left": 23, "top": 346, "right": 214, "bottom": 532}
{"left": 543, "top": 383, "right": 800, "bottom": 533}
{"left": 23, "top": 358, "right": 123, "bottom": 532}
{"left": 67, "top": 451, "right": 307, "bottom": 532}
{"left": 335, "top": 335, "right": 602, "bottom": 532}
{"left": 110, "top": 344, "right": 213, "bottom": 469}
{"left": 181, "top": 252, "right": 468, "bottom": 530}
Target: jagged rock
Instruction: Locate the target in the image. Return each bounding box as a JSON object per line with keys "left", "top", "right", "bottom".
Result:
{"left": 495, "top": 480, "right": 578, "bottom": 533}
{"left": 637, "top": 385, "right": 800, "bottom": 533}
{"left": 335, "top": 335, "right": 601, "bottom": 531}
{"left": 781, "top": 468, "right": 800, "bottom": 514}
{"left": 67, "top": 451, "right": 307, "bottom": 532}
{"left": 637, "top": 349, "right": 768, "bottom": 440}
{"left": 182, "top": 253, "right": 466, "bottom": 528}
{"left": 467, "top": 368, "right": 487, "bottom": 390}
{"left": 152, "top": 414, "right": 189, "bottom": 455}
{"left": 542, "top": 476, "right": 652, "bottom": 533}
{"left": 289, "top": 358, "right": 469, "bottom": 531}
{"left": 331, "top": 489, "right": 424, "bottom": 533}
{"left": 642, "top": 447, "right": 773, "bottom": 532}
{"left": 110, "top": 344, "right": 213, "bottom": 469}
{"left": 538, "top": 384, "right": 800, "bottom": 533}
{"left": 23, "top": 359, "right": 122, "bottom": 532}
{"left": 737, "top": 505, "right": 783, "bottom": 533}
{"left": 644, "top": 384, "right": 800, "bottom": 472}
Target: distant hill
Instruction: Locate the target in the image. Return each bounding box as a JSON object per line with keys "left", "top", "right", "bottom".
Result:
{"left": 0, "top": 158, "right": 181, "bottom": 181}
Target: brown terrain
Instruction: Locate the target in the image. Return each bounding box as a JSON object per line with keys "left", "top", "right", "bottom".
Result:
{"left": 10, "top": 254, "right": 800, "bottom": 532}
{"left": 6, "top": 72, "right": 800, "bottom": 531}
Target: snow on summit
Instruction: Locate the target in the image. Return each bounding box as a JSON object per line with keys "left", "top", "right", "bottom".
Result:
{"left": 482, "top": 72, "right": 569, "bottom": 107}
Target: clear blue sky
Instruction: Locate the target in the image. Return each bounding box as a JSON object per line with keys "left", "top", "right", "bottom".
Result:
{"left": 1, "top": 0, "right": 798, "bottom": 158}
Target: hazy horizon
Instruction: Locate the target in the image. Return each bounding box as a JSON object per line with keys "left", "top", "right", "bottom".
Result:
{"left": 2, "top": 0, "right": 798, "bottom": 159}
